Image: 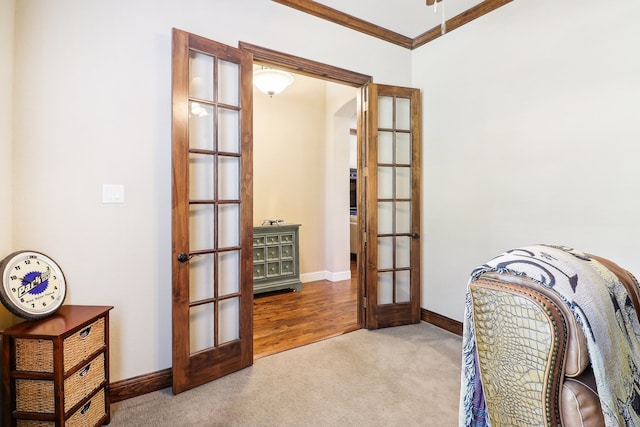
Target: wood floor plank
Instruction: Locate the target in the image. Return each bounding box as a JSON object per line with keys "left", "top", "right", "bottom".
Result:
{"left": 253, "top": 260, "right": 359, "bottom": 359}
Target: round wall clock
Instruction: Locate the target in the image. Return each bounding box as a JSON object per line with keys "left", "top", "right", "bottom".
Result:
{"left": 0, "top": 250, "right": 67, "bottom": 320}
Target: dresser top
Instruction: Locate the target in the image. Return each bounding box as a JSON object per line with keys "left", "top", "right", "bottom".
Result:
{"left": 1, "top": 305, "right": 113, "bottom": 337}
{"left": 253, "top": 222, "right": 300, "bottom": 232}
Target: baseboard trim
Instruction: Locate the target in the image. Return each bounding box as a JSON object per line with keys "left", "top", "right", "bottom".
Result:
{"left": 421, "top": 308, "right": 463, "bottom": 336}
{"left": 110, "top": 367, "right": 172, "bottom": 403}
{"left": 110, "top": 308, "right": 463, "bottom": 404}
{"left": 300, "top": 270, "right": 351, "bottom": 283}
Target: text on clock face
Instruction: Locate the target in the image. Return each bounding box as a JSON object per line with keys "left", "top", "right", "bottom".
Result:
{"left": 16, "top": 268, "right": 51, "bottom": 298}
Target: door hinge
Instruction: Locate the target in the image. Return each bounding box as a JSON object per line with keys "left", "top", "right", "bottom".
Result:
{"left": 362, "top": 296, "right": 367, "bottom": 307}
{"left": 362, "top": 231, "right": 367, "bottom": 244}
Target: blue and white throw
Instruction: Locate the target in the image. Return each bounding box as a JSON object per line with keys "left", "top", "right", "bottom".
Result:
{"left": 459, "top": 244, "right": 640, "bottom": 427}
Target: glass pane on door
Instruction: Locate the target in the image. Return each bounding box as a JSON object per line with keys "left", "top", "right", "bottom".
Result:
{"left": 189, "top": 154, "right": 215, "bottom": 200}
{"left": 218, "top": 60, "right": 239, "bottom": 107}
{"left": 189, "top": 254, "right": 215, "bottom": 301}
{"left": 219, "top": 297, "right": 239, "bottom": 343}
{"left": 189, "top": 205, "right": 215, "bottom": 250}
{"left": 189, "top": 52, "right": 214, "bottom": 101}
{"left": 190, "top": 304, "right": 214, "bottom": 353}
{"left": 189, "top": 103, "right": 214, "bottom": 151}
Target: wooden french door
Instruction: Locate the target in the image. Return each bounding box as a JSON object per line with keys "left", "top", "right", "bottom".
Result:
{"left": 358, "top": 83, "right": 421, "bottom": 329}
{"left": 171, "top": 29, "right": 253, "bottom": 394}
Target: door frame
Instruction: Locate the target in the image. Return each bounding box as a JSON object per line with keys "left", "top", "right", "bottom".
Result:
{"left": 239, "top": 42, "right": 373, "bottom": 329}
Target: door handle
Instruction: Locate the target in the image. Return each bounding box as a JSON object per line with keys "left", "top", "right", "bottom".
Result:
{"left": 411, "top": 233, "right": 420, "bottom": 239}
{"left": 177, "top": 253, "right": 192, "bottom": 263}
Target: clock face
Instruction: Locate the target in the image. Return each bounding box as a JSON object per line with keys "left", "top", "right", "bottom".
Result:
{"left": 0, "top": 251, "right": 67, "bottom": 320}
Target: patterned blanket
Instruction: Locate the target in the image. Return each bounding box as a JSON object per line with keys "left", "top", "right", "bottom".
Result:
{"left": 459, "top": 245, "right": 640, "bottom": 427}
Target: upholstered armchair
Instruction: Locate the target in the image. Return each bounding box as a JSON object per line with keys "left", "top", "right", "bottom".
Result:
{"left": 459, "top": 245, "right": 640, "bottom": 427}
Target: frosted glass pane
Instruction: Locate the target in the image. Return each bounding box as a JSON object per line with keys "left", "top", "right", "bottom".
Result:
{"left": 189, "top": 153, "right": 215, "bottom": 200}
{"left": 218, "top": 60, "right": 239, "bottom": 107}
{"left": 378, "top": 272, "right": 393, "bottom": 305}
{"left": 189, "top": 205, "right": 215, "bottom": 251}
{"left": 395, "top": 202, "right": 411, "bottom": 234}
{"left": 189, "top": 102, "right": 214, "bottom": 151}
{"left": 218, "top": 156, "right": 240, "bottom": 200}
{"left": 219, "top": 297, "right": 240, "bottom": 344}
{"left": 190, "top": 304, "right": 214, "bottom": 353}
{"left": 378, "top": 131, "right": 393, "bottom": 164}
{"left": 396, "top": 97, "right": 411, "bottom": 130}
{"left": 378, "top": 96, "right": 393, "bottom": 129}
{"left": 189, "top": 253, "right": 214, "bottom": 302}
{"left": 189, "top": 51, "right": 214, "bottom": 101}
{"left": 396, "top": 236, "right": 411, "bottom": 268}
{"left": 218, "top": 204, "right": 239, "bottom": 248}
{"left": 395, "top": 270, "right": 411, "bottom": 303}
{"left": 378, "top": 237, "right": 393, "bottom": 269}
{"left": 377, "top": 167, "right": 393, "bottom": 199}
{"left": 396, "top": 167, "right": 411, "bottom": 199}
{"left": 396, "top": 132, "right": 411, "bottom": 165}
{"left": 218, "top": 250, "right": 239, "bottom": 296}
{"left": 377, "top": 202, "right": 393, "bottom": 235}
{"left": 218, "top": 108, "right": 240, "bottom": 154}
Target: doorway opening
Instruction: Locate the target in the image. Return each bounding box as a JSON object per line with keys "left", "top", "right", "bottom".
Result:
{"left": 239, "top": 42, "right": 372, "bottom": 359}
{"left": 250, "top": 64, "right": 363, "bottom": 359}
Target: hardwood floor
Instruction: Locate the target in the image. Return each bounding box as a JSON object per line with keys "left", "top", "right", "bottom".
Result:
{"left": 253, "top": 259, "right": 359, "bottom": 359}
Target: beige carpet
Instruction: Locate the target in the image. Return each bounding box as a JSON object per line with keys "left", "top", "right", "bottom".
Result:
{"left": 110, "top": 322, "right": 462, "bottom": 426}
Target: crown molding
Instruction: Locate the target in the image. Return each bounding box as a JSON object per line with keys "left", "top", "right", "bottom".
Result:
{"left": 273, "top": 0, "right": 513, "bottom": 50}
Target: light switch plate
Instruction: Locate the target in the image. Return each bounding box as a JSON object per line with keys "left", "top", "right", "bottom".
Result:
{"left": 102, "top": 184, "right": 125, "bottom": 204}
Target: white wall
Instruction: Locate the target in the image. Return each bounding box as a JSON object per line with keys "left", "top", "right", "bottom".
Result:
{"left": 9, "top": 0, "right": 411, "bottom": 382}
{"left": 0, "top": 0, "right": 16, "bottom": 330}
{"left": 413, "top": 0, "right": 640, "bottom": 321}
{"left": 323, "top": 85, "right": 358, "bottom": 278}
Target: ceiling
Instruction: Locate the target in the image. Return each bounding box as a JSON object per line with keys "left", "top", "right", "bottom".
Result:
{"left": 273, "top": 0, "right": 513, "bottom": 49}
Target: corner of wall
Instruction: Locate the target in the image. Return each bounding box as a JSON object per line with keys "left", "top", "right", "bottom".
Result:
{"left": 0, "top": 0, "right": 15, "bottom": 256}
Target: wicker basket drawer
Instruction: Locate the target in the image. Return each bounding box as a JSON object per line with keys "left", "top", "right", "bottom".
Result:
{"left": 16, "top": 419, "right": 53, "bottom": 427}
{"left": 66, "top": 388, "right": 106, "bottom": 427}
{"left": 63, "top": 317, "right": 105, "bottom": 373}
{"left": 15, "top": 353, "right": 105, "bottom": 414}
{"left": 14, "top": 379, "right": 54, "bottom": 413}
{"left": 14, "top": 339, "right": 54, "bottom": 373}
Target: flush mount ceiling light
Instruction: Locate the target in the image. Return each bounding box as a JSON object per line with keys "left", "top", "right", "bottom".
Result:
{"left": 253, "top": 68, "right": 294, "bottom": 97}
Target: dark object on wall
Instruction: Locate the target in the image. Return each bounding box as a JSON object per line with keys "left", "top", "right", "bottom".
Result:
{"left": 349, "top": 168, "right": 357, "bottom": 215}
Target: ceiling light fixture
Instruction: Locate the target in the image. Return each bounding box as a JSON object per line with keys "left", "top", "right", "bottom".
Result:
{"left": 253, "top": 68, "right": 294, "bottom": 97}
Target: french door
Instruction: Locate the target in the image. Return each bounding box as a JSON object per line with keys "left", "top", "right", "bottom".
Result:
{"left": 171, "top": 29, "right": 253, "bottom": 394}
{"left": 358, "top": 83, "right": 421, "bottom": 329}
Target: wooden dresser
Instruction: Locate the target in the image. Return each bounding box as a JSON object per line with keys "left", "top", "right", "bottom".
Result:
{"left": 253, "top": 224, "right": 302, "bottom": 294}
{"left": 1, "top": 305, "right": 113, "bottom": 427}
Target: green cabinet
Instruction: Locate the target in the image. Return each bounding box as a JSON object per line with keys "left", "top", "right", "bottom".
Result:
{"left": 253, "top": 224, "right": 301, "bottom": 294}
